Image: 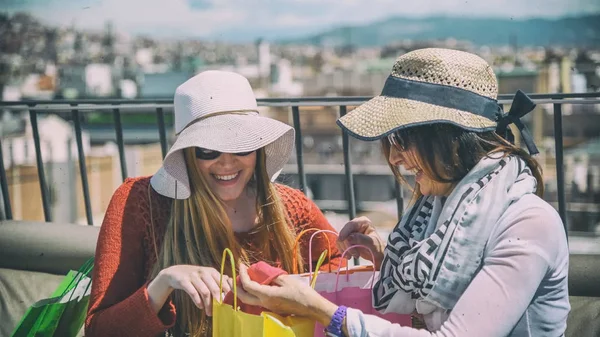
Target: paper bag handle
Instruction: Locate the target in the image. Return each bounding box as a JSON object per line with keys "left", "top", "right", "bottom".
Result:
{"left": 218, "top": 248, "right": 237, "bottom": 310}
{"left": 308, "top": 230, "right": 339, "bottom": 273}
{"left": 311, "top": 249, "right": 329, "bottom": 289}
{"left": 292, "top": 228, "right": 333, "bottom": 274}
{"left": 335, "top": 244, "right": 376, "bottom": 291}
{"left": 61, "top": 256, "right": 94, "bottom": 299}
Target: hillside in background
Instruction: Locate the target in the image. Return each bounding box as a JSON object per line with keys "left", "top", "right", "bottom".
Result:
{"left": 279, "top": 14, "right": 600, "bottom": 47}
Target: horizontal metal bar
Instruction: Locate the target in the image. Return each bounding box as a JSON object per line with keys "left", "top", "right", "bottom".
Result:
{"left": 0, "top": 98, "right": 174, "bottom": 105}
{"left": 0, "top": 91, "right": 598, "bottom": 107}
{"left": 0, "top": 103, "right": 175, "bottom": 112}
{"left": 1, "top": 95, "right": 599, "bottom": 111}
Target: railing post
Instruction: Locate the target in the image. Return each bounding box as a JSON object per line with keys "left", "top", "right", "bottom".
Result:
{"left": 156, "top": 108, "right": 168, "bottom": 159}
{"left": 339, "top": 106, "right": 356, "bottom": 220}
{"left": 553, "top": 102, "right": 568, "bottom": 238}
{"left": 291, "top": 105, "right": 307, "bottom": 194}
{"left": 29, "top": 107, "right": 52, "bottom": 222}
{"left": 112, "top": 107, "right": 128, "bottom": 181}
{"left": 340, "top": 106, "right": 360, "bottom": 266}
{"left": 71, "top": 105, "right": 94, "bottom": 226}
{"left": 0, "top": 135, "right": 13, "bottom": 220}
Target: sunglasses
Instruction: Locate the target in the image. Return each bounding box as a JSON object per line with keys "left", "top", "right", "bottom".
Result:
{"left": 194, "top": 147, "right": 255, "bottom": 160}
{"left": 387, "top": 132, "right": 408, "bottom": 151}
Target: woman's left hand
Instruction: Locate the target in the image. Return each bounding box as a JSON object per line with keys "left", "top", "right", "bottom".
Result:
{"left": 233, "top": 264, "right": 338, "bottom": 325}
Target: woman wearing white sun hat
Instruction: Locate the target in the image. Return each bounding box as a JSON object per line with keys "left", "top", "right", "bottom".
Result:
{"left": 84, "top": 70, "right": 344, "bottom": 337}
{"left": 234, "top": 48, "right": 570, "bottom": 337}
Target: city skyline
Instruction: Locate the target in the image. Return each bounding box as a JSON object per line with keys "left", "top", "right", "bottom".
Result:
{"left": 3, "top": 0, "right": 600, "bottom": 42}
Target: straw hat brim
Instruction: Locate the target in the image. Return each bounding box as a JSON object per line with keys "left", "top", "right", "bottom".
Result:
{"left": 150, "top": 113, "right": 294, "bottom": 199}
{"left": 337, "top": 96, "right": 497, "bottom": 141}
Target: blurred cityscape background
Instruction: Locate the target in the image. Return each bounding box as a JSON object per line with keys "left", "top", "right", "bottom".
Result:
{"left": 1, "top": 0, "right": 599, "bottom": 253}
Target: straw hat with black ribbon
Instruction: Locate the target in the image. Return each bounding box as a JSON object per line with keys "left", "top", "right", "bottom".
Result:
{"left": 150, "top": 70, "right": 295, "bottom": 200}
{"left": 336, "top": 48, "right": 539, "bottom": 155}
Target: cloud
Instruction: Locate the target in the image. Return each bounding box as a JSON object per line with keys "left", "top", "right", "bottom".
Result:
{"left": 4, "top": 0, "right": 599, "bottom": 39}
{"left": 10, "top": 0, "right": 247, "bottom": 36}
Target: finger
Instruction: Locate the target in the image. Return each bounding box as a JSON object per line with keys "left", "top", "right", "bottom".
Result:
{"left": 211, "top": 272, "right": 232, "bottom": 295}
{"left": 338, "top": 221, "right": 361, "bottom": 241}
{"left": 236, "top": 283, "right": 262, "bottom": 306}
{"left": 201, "top": 274, "right": 223, "bottom": 316}
{"left": 338, "top": 217, "right": 371, "bottom": 241}
{"left": 271, "top": 275, "right": 314, "bottom": 298}
{"left": 226, "top": 278, "right": 234, "bottom": 295}
{"left": 221, "top": 275, "right": 232, "bottom": 295}
{"left": 336, "top": 239, "right": 349, "bottom": 256}
{"left": 190, "top": 276, "right": 213, "bottom": 316}
{"left": 180, "top": 280, "right": 203, "bottom": 309}
{"left": 270, "top": 274, "right": 296, "bottom": 287}
{"left": 350, "top": 233, "right": 375, "bottom": 247}
{"left": 202, "top": 274, "right": 222, "bottom": 299}
{"left": 239, "top": 264, "right": 267, "bottom": 297}
{"left": 338, "top": 233, "right": 364, "bottom": 258}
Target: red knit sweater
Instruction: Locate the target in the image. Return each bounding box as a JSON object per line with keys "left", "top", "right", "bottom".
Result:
{"left": 85, "top": 176, "right": 343, "bottom": 337}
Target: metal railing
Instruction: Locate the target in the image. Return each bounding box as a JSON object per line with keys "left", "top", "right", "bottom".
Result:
{"left": 1, "top": 92, "right": 600, "bottom": 235}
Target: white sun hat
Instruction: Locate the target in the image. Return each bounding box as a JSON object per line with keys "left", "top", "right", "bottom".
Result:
{"left": 150, "top": 70, "right": 295, "bottom": 199}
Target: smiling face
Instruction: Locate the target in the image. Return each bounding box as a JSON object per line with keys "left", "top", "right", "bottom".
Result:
{"left": 194, "top": 148, "right": 257, "bottom": 202}
{"left": 387, "top": 143, "right": 455, "bottom": 196}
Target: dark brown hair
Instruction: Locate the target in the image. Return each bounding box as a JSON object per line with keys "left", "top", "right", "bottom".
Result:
{"left": 381, "top": 124, "right": 544, "bottom": 202}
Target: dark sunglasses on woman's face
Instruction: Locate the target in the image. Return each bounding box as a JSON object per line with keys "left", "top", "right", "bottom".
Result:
{"left": 195, "top": 147, "right": 255, "bottom": 160}
{"left": 387, "top": 132, "right": 408, "bottom": 151}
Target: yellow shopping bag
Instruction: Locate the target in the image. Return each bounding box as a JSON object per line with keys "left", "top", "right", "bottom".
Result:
{"left": 212, "top": 248, "right": 316, "bottom": 337}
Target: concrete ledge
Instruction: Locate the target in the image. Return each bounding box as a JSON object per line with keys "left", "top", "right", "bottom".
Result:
{"left": 0, "top": 220, "right": 99, "bottom": 275}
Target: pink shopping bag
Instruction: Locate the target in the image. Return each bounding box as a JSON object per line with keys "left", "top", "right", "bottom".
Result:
{"left": 313, "top": 244, "right": 412, "bottom": 337}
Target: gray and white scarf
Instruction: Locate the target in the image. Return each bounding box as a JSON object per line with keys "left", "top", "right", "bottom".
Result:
{"left": 373, "top": 153, "right": 537, "bottom": 313}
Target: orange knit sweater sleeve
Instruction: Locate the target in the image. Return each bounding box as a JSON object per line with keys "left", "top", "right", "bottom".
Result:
{"left": 85, "top": 178, "right": 176, "bottom": 337}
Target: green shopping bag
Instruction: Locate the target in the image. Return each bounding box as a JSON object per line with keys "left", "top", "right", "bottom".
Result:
{"left": 10, "top": 257, "right": 94, "bottom": 337}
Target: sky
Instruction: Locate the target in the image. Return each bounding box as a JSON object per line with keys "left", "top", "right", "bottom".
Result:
{"left": 2, "top": 0, "right": 600, "bottom": 41}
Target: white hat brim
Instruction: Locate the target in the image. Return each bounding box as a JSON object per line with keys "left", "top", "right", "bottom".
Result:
{"left": 150, "top": 113, "right": 295, "bottom": 199}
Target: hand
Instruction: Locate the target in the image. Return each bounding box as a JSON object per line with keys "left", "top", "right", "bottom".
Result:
{"left": 149, "top": 265, "right": 231, "bottom": 316}
{"left": 337, "top": 216, "right": 386, "bottom": 269}
{"left": 234, "top": 264, "right": 338, "bottom": 326}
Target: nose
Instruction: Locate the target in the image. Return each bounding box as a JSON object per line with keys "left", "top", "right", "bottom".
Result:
{"left": 388, "top": 145, "right": 405, "bottom": 166}
{"left": 216, "top": 153, "right": 237, "bottom": 167}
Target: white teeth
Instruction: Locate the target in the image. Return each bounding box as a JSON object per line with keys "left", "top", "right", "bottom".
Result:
{"left": 214, "top": 173, "right": 239, "bottom": 181}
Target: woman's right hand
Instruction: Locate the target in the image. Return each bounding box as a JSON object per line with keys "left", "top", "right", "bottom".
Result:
{"left": 147, "top": 265, "right": 231, "bottom": 316}
{"left": 337, "top": 216, "right": 386, "bottom": 269}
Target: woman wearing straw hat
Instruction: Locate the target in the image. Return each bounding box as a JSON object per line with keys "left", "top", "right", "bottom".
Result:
{"left": 235, "top": 48, "right": 570, "bottom": 336}
{"left": 84, "top": 70, "right": 344, "bottom": 337}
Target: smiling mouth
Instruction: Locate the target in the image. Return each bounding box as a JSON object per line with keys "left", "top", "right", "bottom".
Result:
{"left": 212, "top": 172, "right": 240, "bottom": 181}
{"left": 403, "top": 166, "right": 422, "bottom": 175}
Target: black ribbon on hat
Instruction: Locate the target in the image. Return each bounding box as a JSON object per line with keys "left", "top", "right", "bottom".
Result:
{"left": 495, "top": 90, "right": 539, "bottom": 155}
{"left": 379, "top": 75, "right": 540, "bottom": 155}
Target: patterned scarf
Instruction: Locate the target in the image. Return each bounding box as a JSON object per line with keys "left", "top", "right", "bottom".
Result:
{"left": 373, "top": 153, "right": 538, "bottom": 313}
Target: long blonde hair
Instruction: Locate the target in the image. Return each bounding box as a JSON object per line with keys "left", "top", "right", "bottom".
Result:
{"left": 151, "top": 147, "right": 302, "bottom": 336}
